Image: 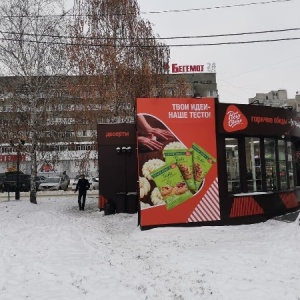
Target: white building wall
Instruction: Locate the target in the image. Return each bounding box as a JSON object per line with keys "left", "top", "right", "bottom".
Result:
{"left": 0, "top": 149, "right": 98, "bottom": 179}
{"left": 249, "top": 89, "right": 288, "bottom": 106}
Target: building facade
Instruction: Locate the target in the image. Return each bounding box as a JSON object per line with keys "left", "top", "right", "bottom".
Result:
{"left": 0, "top": 73, "right": 218, "bottom": 179}
{"left": 249, "top": 89, "right": 300, "bottom": 111}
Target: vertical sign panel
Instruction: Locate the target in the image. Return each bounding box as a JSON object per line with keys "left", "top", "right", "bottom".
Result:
{"left": 137, "top": 98, "right": 220, "bottom": 228}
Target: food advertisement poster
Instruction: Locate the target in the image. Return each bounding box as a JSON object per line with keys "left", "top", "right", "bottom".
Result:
{"left": 137, "top": 98, "right": 220, "bottom": 228}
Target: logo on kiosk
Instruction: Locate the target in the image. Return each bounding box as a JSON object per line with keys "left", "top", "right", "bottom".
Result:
{"left": 223, "top": 105, "right": 248, "bottom": 132}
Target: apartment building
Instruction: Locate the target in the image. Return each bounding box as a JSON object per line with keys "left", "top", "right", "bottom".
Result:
{"left": 249, "top": 89, "right": 300, "bottom": 111}
{"left": 0, "top": 73, "right": 218, "bottom": 178}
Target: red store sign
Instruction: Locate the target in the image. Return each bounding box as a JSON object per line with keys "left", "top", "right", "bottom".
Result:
{"left": 217, "top": 103, "right": 296, "bottom": 136}
{"left": 0, "top": 154, "right": 26, "bottom": 162}
{"left": 171, "top": 63, "right": 205, "bottom": 73}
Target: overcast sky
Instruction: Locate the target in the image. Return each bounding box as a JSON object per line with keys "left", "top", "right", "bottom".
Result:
{"left": 137, "top": 0, "right": 300, "bottom": 104}
{"left": 66, "top": 0, "right": 300, "bottom": 104}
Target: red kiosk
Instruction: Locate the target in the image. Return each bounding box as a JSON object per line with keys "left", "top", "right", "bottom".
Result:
{"left": 98, "top": 98, "right": 300, "bottom": 230}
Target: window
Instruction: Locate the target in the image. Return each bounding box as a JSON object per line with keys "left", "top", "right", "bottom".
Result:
{"left": 1, "top": 119, "right": 9, "bottom": 126}
{"left": 245, "top": 137, "right": 262, "bottom": 192}
{"left": 287, "top": 141, "right": 294, "bottom": 188}
{"left": 225, "top": 138, "right": 240, "bottom": 193}
{"left": 1, "top": 147, "right": 11, "bottom": 154}
{"left": 264, "top": 138, "right": 277, "bottom": 191}
{"left": 62, "top": 104, "right": 71, "bottom": 111}
{"left": 225, "top": 136, "right": 295, "bottom": 195}
{"left": 2, "top": 105, "right": 12, "bottom": 112}
{"left": 45, "top": 131, "right": 51, "bottom": 138}
{"left": 278, "top": 140, "right": 288, "bottom": 189}
{"left": 65, "top": 131, "right": 73, "bottom": 138}
{"left": 59, "top": 145, "right": 68, "bottom": 151}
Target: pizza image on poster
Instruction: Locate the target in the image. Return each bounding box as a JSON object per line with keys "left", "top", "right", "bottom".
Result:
{"left": 137, "top": 98, "right": 220, "bottom": 227}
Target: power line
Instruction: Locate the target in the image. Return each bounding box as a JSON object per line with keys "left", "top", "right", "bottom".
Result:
{"left": 143, "top": 0, "right": 291, "bottom": 14}
{"left": 1, "top": 27, "right": 299, "bottom": 41}
{"left": 159, "top": 28, "right": 300, "bottom": 40}
{"left": 0, "top": 36, "right": 299, "bottom": 47}
{"left": 0, "top": 0, "right": 291, "bottom": 18}
{"left": 219, "top": 54, "right": 300, "bottom": 80}
{"left": 167, "top": 37, "right": 300, "bottom": 47}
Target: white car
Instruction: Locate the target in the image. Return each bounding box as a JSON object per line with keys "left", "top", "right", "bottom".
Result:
{"left": 38, "top": 176, "right": 69, "bottom": 191}
{"left": 90, "top": 177, "right": 99, "bottom": 190}
{"left": 71, "top": 175, "right": 81, "bottom": 191}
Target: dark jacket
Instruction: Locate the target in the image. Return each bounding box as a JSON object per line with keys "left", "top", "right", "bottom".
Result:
{"left": 75, "top": 178, "right": 90, "bottom": 192}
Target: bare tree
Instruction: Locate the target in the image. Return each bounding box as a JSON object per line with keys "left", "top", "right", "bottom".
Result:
{"left": 0, "top": 0, "right": 70, "bottom": 203}
{"left": 67, "top": 0, "right": 170, "bottom": 126}
{"left": 63, "top": 0, "right": 170, "bottom": 174}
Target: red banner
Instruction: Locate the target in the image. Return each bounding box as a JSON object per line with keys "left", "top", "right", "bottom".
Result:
{"left": 0, "top": 154, "right": 26, "bottom": 162}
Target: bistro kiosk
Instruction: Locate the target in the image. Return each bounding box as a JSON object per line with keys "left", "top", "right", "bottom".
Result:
{"left": 98, "top": 98, "right": 300, "bottom": 229}
{"left": 217, "top": 103, "right": 300, "bottom": 223}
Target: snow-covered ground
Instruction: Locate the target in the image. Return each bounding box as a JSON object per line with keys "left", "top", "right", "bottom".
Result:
{"left": 0, "top": 192, "right": 299, "bottom": 300}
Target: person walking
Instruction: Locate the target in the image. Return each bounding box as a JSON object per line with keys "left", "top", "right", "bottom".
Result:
{"left": 75, "top": 174, "right": 90, "bottom": 211}
{"left": 62, "top": 171, "right": 70, "bottom": 189}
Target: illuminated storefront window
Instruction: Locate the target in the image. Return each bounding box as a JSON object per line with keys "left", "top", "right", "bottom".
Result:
{"left": 225, "top": 136, "right": 296, "bottom": 194}
{"left": 225, "top": 138, "right": 240, "bottom": 193}
{"left": 287, "top": 141, "right": 295, "bottom": 188}
{"left": 245, "top": 137, "right": 262, "bottom": 192}
{"left": 264, "top": 138, "right": 277, "bottom": 191}
{"left": 278, "top": 140, "right": 288, "bottom": 190}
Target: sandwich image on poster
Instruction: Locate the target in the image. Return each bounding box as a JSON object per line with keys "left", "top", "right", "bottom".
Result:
{"left": 163, "top": 148, "right": 196, "bottom": 193}
{"left": 150, "top": 160, "right": 193, "bottom": 210}
{"left": 192, "top": 143, "right": 216, "bottom": 190}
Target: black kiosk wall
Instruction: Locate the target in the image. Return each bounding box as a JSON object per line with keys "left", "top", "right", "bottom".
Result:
{"left": 98, "top": 123, "right": 138, "bottom": 214}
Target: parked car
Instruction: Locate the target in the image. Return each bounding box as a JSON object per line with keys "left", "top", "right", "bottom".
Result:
{"left": 0, "top": 173, "right": 47, "bottom": 192}
{"left": 38, "top": 176, "right": 69, "bottom": 191}
{"left": 0, "top": 173, "right": 6, "bottom": 192}
{"left": 36, "top": 176, "right": 46, "bottom": 189}
{"left": 90, "top": 177, "right": 99, "bottom": 190}
{"left": 71, "top": 175, "right": 81, "bottom": 191}
{"left": 2, "top": 171, "right": 31, "bottom": 192}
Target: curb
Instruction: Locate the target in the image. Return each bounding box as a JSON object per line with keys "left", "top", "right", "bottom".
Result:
{"left": 0, "top": 190, "right": 99, "bottom": 202}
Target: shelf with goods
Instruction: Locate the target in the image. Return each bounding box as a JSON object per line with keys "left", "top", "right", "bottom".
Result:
{"left": 265, "top": 158, "right": 277, "bottom": 191}
{"left": 226, "top": 154, "right": 241, "bottom": 193}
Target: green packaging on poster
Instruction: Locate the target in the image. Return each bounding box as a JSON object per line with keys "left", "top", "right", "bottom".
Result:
{"left": 150, "top": 162, "right": 193, "bottom": 210}
{"left": 192, "top": 143, "right": 216, "bottom": 190}
{"left": 163, "top": 149, "right": 196, "bottom": 193}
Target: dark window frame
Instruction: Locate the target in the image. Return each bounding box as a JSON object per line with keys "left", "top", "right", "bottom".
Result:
{"left": 224, "top": 136, "right": 295, "bottom": 195}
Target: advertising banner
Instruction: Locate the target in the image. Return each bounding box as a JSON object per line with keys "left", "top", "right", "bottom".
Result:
{"left": 137, "top": 98, "right": 220, "bottom": 228}
{"left": 168, "top": 62, "right": 216, "bottom": 73}
{"left": 217, "top": 103, "right": 300, "bottom": 137}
